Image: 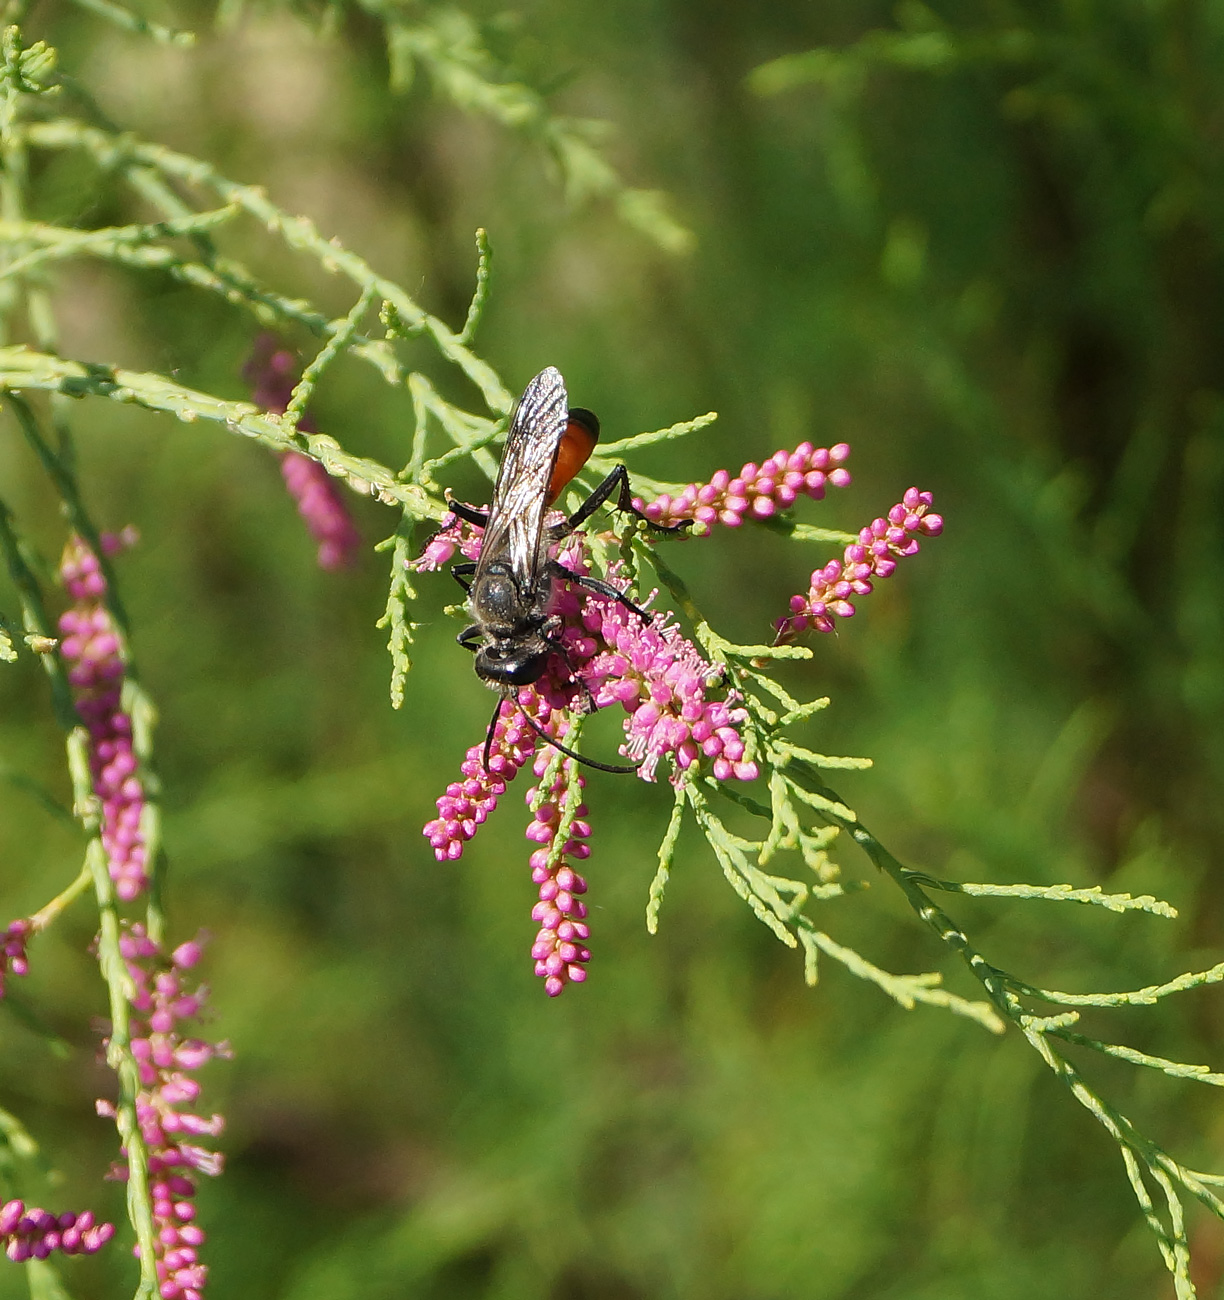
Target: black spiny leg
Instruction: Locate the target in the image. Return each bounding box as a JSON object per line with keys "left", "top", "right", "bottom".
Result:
{"left": 456, "top": 624, "right": 483, "bottom": 653}
{"left": 444, "top": 494, "right": 489, "bottom": 527}
{"left": 482, "top": 694, "right": 506, "bottom": 772}
{"left": 451, "top": 561, "right": 476, "bottom": 594}
{"left": 545, "top": 561, "right": 653, "bottom": 623}
{"left": 548, "top": 464, "right": 690, "bottom": 540}
{"left": 423, "top": 498, "right": 487, "bottom": 567}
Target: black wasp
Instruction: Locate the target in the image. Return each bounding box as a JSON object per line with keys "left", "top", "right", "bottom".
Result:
{"left": 445, "top": 366, "right": 680, "bottom": 772}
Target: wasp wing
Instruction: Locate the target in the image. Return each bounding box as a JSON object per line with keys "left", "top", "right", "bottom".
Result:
{"left": 476, "top": 366, "right": 568, "bottom": 591}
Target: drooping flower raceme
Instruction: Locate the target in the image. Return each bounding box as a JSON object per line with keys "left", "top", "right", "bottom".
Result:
{"left": 774, "top": 487, "right": 944, "bottom": 642}
{"left": 98, "top": 925, "right": 228, "bottom": 1300}
{"left": 59, "top": 533, "right": 150, "bottom": 902}
{"left": 579, "top": 593, "right": 758, "bottom": 784}
{"left": 424, "top": 693, "right": 542, "bottom": 862}
{"left": 243, "top": 334, "right": 362, "bottom": 571}
{"left": 1, "top": 1200, "right": 114, "bottom": 1263}
{"left": 525, "top": 754, "right": 592, "bottom": 997}
{"left": 420, "top": 520, "right": 756, "bottom": 995}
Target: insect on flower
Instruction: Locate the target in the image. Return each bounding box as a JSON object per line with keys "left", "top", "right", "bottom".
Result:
{"left": 445, "top": 366, "right": 683, "bottom": 772}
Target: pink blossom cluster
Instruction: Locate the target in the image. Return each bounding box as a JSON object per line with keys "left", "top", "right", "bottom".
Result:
{"left": 99, "top": 925, "right": 227, "bottom": 1300}
{"left": 0, "top": 918, "right": 30, "bottom": 1000}
{"left": 579, "top": 593, "right": 758, "bottom": 784}
{"left": 277, "top": 453, "right": 362, "bottom": 571}
{"left": 525, "top": 755, "right": 592, "bottom": 997}
{"left": 1, "top": 1200, "right": 114, "bottom": 1262}
{"left": 774, "top": 488, "right": 944, "bottom": 641}
{"left": 422, "top": 535, "right": 758, "bottom": 863}
{"left": 411, "top": 513, "right": 484, "bottom": 572}
{"left": 423, "top": 695, "right": 541, "bottom": 861}
{"left": 59, "top": 534, "right": 149, "bottom": 901}
{"left": 421, "top": 534, "right": 758, "bottom": 995}
{"left": 632, "top": 441, "right": 852, "bottom": 529}
{"left": 243, "top": 334, "right": 362, "bottom": 571}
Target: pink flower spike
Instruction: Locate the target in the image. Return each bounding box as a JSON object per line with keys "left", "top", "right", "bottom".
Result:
{"left": 524, "top": 755, "right": 592, "bottom": 998}
{"left": 633, "top": 440, "right": 853, "bottom": 531}
{"left": 58, "top": 536, "right": 150, "bottom": 900}
{"left": 99, "top": 925, "right": 224, "bottom": 1299}
{"left": 774, "top": 486, "right": 943, "bottom": 644}
{"left": 422, "top": 695, "right": 544, "bottom": 861}
{"left": 243, "top": 334, "right": 362, "bottom": 571}
{"left": 0, "top": 1198, "right": 113, "bottom": 1262}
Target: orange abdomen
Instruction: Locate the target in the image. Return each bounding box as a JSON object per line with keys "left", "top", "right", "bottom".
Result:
{"left": 547, "top": 408, "right": 600, "bottom": 505}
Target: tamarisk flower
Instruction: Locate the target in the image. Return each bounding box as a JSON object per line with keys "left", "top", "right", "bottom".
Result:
{"left": 774, "top": 487, "right": 944, "bottom": 642}
{"left": 578, "top": 591, "right": 758, "bottom": 784}
{"left": 419, "top": 520, "right": 758, "bottom": 996}
{"left": 526, "top": 755, "right": 592, "bottom": 997}
{"left": 59, "top": 533, "right": 149, "bottom": 902}
{"left": 422, "top": 542, "right": 757, "bottom": 855}
{"left": 423, "top": 694, "right": 542, "bottom": 861}
{"left": 632, "top": 441, "right": 852, "bottom": 530}
{"left": 409, "top": 511, "right": 484, "bottom": 572}
{"left": 0, "top": 919, "right": 30, "bottom": 1000}
{"left": 243, "top": 334, "right": 362, "bottom": 571}
{"left": 1, "top": 1200, "right": 114, "bottom": 1262}
{"left": 98, "top": 925, "right": 227, "bottom": 1300}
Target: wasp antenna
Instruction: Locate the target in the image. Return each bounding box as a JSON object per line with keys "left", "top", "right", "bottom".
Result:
{"left": 515, "top": 699, "right": 640, "bottom": 775}
{"left": 482, "top": 695, "right": 505, "bottom": 773}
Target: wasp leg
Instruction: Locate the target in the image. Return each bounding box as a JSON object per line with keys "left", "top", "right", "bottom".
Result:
{"left": 421, "top": 499, "right": 487, "bottom": 568}
{"left": 511, "top": 701, "right": 640, "bottom": 775}
{"left": 456, "top": 624, "right": 483, "bottom": 653}
{"left": 451, "top": 561, "right": 476, "bottom": 594}
{"left": 549, "top": 464, "right": 690, "bottom": 539}
{"left": 482, "top": 694, "right": 508, "bottom": 772}
{"left": 548, "top": 561, "right": 653, "bottom": 623}
{"left": 445, "top": 494, "right": 489, "bottom": 527}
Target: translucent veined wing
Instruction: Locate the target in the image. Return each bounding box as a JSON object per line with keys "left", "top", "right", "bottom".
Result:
{"left": 476, "top": 366, "right": 568, "bottom": 590}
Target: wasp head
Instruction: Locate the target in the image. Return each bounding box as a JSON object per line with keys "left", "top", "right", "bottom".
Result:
{"left": 474, "top": 636, "right": 553, "bottom": 687}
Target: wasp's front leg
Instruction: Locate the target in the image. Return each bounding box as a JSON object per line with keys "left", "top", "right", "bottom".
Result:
{"left": 451, "top": 561, "right": 476, "bottom": 594}
{"left": 456, "top": 624, "right": 483, "bottom": 653}
{"left": 445, "top": 494, "right": 490, "bottom": 528}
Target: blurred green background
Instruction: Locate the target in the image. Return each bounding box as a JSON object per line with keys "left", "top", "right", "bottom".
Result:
{"left": 2, "top": 1, "right": 1224, "bottom": 1296}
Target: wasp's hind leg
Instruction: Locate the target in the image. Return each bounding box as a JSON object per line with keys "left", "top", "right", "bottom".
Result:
{"left": 549, "top": 464, "right": 691, "bottom": 540}
{"left": 423, "top": 495, "right": 487, "bottom": 559}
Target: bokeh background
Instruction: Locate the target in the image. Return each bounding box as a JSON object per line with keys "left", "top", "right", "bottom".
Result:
{"left": 2, "top": 2, "right": 1224, "bottom": 1296}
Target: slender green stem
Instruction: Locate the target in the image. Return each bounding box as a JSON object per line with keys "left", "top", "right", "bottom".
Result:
{"left": 5, "top": 391, "right": 132, "bottom": 630}
{"left": 28, "top": 862, "right": 91, "bottom": 930}
{"left": 68, "top": 0, "right": 196, "bottom": 45}
{"left": 86, "top": 830, "right": 158, "bottom": 1298}
{"left": 457, "top": 226, "right": 491, "bottom": 345}
{"left": 23, "top": 118, "right": 512, "bottom": 416}
{"left": 0, "top": 346, "right": 443, "bottom": 519}
{"left": 282, "top": 284, "right": 378, "bottom": 430}
{"left": 0, "top": 494, "right": 78, "bottom": 729}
